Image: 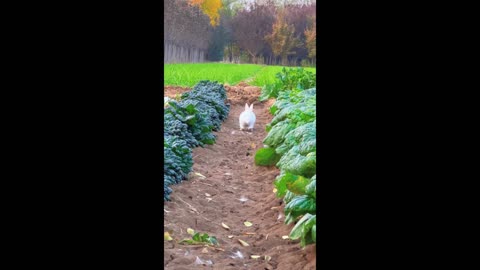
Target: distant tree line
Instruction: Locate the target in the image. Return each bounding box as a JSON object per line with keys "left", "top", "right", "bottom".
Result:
{"left": 164, "top": 0, "right": 316, "bottom": 67}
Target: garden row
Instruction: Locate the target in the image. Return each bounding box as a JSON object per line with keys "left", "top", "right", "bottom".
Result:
{"left": 255, "top": 68, "right": 317, "bottom": 247}
{"left": 164, "top": 81, "right": 230, "bottom": 201}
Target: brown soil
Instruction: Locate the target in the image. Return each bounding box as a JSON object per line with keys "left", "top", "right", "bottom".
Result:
{"left": 164, "top": 82, "right": 316, "bottom": 270}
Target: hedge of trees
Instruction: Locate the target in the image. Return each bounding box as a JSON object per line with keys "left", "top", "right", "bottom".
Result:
{"left": 164, "top": 0, "right": 316, "bottom": 67}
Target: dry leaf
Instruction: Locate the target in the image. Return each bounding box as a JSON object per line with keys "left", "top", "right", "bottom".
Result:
{"left": 194, "top": 172, "right": 206, "bottom": 179}
{"left": 251, "top": 143, "right": 256, "bottom": 149}
{"left": 265, "top": 234, "right": 269, "bottom": 240}
{"left": 187, "top": 228, "right": 195, "bottom": 235}
{"left": 244, "top": 221, "right": 253, "bottom": 227}
{"left": 164, "top": 232, "right": 173, "bottom": 241}
{"left": 251, "top": 255, "right": 261, "bottom": 259}
{"left": 264, "top": 255, "right": 272, "bottom": 261}
{"left": 201, "top": 247, "right": 209, "bottom": 253}
{"left": 222, "top": 223, "right": 230, "bottom": 230}
{"left": 224, "top": 173, "right": 232, "bottom": 176}
{"left": 282, "top": 235, "right": 289, "bottom": 239}
{"left": 270, "top": 207, "right": 279, "bottom": 210}
{"left": 228, "top": 235, "right": 234, "bottom": 239}
{"left": 273, "top": 188, "right": 277, "bottom": 193}
{"left": 244, "top": 232, "right": 256, "bottom": 235}
{"left": 205, "top": 193, "right": 211, "bottom": 197}
{"left": 238, "top": 239, "right": 250, "bottom": 246}
{"left": 206, "top": 198, "right": 213, "bottom": 202}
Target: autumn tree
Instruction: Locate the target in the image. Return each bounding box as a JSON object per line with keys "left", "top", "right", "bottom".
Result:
{"left": 265, "top": 10, "right": 302, "bottom": 66}
{"left": 188, "top": 0, "right": 223, "bottom": 26}
{"left": 283, "top": 4, "right": 315, "bottom": 65}
{"left": 304, "top": 16, "right": 316, "bottom": 63}
{"left": 230, "top": 2, "right": 276, "bottom": 64}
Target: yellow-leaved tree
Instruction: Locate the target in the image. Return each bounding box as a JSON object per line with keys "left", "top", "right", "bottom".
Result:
{"left": 265, "top": 10, "right": 302, "bottom": 66}
{"left": 188, "top": 0, "right": 223, "bottom": 26}
{"left": 304, "top": 18, "right": 316, "bottom": 59}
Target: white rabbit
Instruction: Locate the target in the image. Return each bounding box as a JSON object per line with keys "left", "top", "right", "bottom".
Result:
{"left": 239, "top": 103, "right": 256, "bottom": 132}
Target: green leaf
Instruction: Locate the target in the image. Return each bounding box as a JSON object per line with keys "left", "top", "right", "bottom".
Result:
{"left": 274, "top": 172, "right": 297, "bottom": 198}
{"left": 305, "top": 178, "right": 316, "bottom": 199}
{"left": 311, "top": 224, "right": 316, "bottom": 243}
{"left": 208, "top": 236, "right": 218, "bottom": 245}
{"left": 286, "top": 175, "right": 310, "bottom": 195}
{"left": 284, "top": 195, "right": 316, "bottom": 222}
{"left": 289, "top": 213, "right": 313, "bottom": 239}
{"left": 185, "top": 104, "right": 196, "bottom": 114}
{"left": 200, "top": 233, "right": 209, "bottom": 242}
{"left": 283, "top": 190, "right": 296, "bottom": 204}
{"left": 284, "top": 212, "right": 296, "bottom": 224}
{"left": 192, "top": 232, "right": 201, "bottom": 242}
{"left": 255, "top": 147, "right": 281, "bottom": 166}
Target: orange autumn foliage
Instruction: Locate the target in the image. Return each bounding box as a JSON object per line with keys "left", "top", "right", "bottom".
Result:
{"left": 188, "top": 0, "right": 222, "bottom": 26}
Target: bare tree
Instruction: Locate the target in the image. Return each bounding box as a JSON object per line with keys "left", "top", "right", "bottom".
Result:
{"left": 231, "top": 3, "right": 276, "bottom": 64}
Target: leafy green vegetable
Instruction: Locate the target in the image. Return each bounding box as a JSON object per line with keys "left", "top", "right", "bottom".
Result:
{"left": 277, "top": 148, "right": 316, "bottom": 178}
{"left": 305, "top": 175, "right": 316, "bottom": 199}
{"left": 289, "top": 213, "right": 316, "bottom": 247}
{"left": 274, "top": 172, "right": 311, "bottom": 197}
{"left": 179, "top": 232, "right": 218, "bottom": 246}
{"left": 164, "top": 81, "right": 229, "bottom": 201}
{"left": 259, "top": 67, "right": 316, "bottom": 101}
{"left": 284, "top": 195, "right": 316, "bottom": 225}
{"left": 256, "top": 67, "right": 317, "bottom": 247}
{"left": 254, "top": 147, "right": 281, "bottom": 166}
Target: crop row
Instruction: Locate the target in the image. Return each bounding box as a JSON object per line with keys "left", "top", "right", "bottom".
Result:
{"left": 164, "top": 63, "right": 316, "bottom": 87}
{"left": 255, "top": 67, "right": 317, "bottom": 247}
{"left": 164, "top": 81, "right": 230, "bottom": 201}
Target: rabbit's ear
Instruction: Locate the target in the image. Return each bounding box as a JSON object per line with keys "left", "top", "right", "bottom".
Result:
{"left": 250, "top": 104, "right": 254, "bottom": 110}
{"left": 245, "top": 103, "right": 249, "bottom": 110}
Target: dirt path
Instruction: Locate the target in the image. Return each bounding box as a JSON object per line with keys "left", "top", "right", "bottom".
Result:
{"left": 164, "top": 83, "right": 316, "bottom": 270}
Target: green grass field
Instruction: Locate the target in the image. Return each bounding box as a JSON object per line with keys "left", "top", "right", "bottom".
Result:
{"left": 164, "top": 63, "right": 316, "bottom": 87}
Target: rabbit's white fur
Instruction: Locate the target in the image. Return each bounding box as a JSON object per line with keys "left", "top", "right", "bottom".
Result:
{"left": 239, "top": 103, "right": 256, "bottom": 131}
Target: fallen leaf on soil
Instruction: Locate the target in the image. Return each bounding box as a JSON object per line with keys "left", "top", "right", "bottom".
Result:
{"left": 265, "top": 255, "right": 272, "bottom": 261}
{"left": 206, "top": 198, "right": 213, "bottom": 202}
{"left": 164, "top": 232, "right": 173, "bottom": 241}
{"left": 228, "top": 235, "right": 234, "bottom": 238}
{"left": 194, "top": 172, "right": 206, "bottom": 179}
{"left": 244, "top": 221, "right": 253, "bottom": 227}
{"left": 222, "top": 223, "right": 230, "bottom": 230}
{"left": 282, "top": 235, "right": 290, "bottom": 239}
{"left": 205, "top": 193, "right": 211, "bottom": 197}
{"left": 194, "top": 256, "right": 213, "bottom": 265}
{"left": 238, "top": 239, "right": 250, "bottom": 246}
{"left": 266, "top": 234, "right": 269, "bottom": 240}
{"left": 187, "top": 228, "right": 195, "bottom": 235}
{"left": 244, "top": 232, "right": 256, "bottom": 235}
{"left": 224, "top": 173, "right": 232, "bottom": 176}
{"left": 238, "top": 196, "right": 249, "bottom": 202}
{"left": 273, "top": 188, "right": 277, "bottom": 193}
{"left": 251, "top": 143, "right": 256, "bottom": 149}
{"left": 271, "top": 207, "right": 279, "bottom": 210}
{"left": 251, "top": 255, "right": 261, "bottom": 259}
{"left": 230, "top": 250, "right": 244, "bottom": 259}
{"left": 201, "top": 247, "right": 208, "bottom": 253}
